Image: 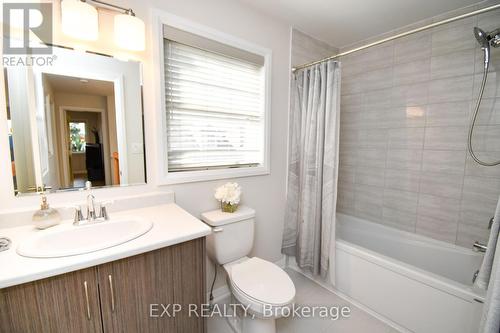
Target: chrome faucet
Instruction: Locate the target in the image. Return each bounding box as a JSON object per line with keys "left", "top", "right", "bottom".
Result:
{"left": 473, "top": 242, "right": 487, "bottom": 253}
{"left": 87, "top": 194, "right": 96, "bottom": 221}
{"left": 472, "top": 217, "right": 495, "bottom": 253}
{"left": 73, "top": 181, "right": 113, "bottom": 226}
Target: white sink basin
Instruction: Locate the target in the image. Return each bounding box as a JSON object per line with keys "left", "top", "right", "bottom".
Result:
{"left": 17, "top": 217, "right": 153, "bottom": 258}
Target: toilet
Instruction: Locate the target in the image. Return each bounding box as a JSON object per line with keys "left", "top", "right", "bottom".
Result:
{"left": 201, "top": 206, "right": 295, "bottom": 333}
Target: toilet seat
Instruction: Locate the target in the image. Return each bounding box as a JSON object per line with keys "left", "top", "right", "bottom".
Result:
{"left": 228, "top": 257, "right": 295, "bottom": 306}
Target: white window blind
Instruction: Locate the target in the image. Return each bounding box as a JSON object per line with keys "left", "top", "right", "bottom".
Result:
{"left": 164, "top": 39, "right": 265, "bottom": 172}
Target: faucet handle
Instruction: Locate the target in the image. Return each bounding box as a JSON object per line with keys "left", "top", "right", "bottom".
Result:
{"left": 100, "top": 200, "right": 114, "bottom": 220}
{"left": 73, "top": 205, "right": 83, "bottom": 225}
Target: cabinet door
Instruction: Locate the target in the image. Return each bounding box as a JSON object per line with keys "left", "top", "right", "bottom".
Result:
{"left": 97, "top": 238, "right": 206, "bottom": 333}
{"left": 0, "top": 267, "right": 102, "bottom": 333}
{"left": 171, "top": 238, "right": 206, "bottom": 333}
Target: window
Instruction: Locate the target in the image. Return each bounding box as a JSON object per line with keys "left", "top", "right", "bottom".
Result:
{"left": 163, "top": 33, "right": 267, "bottom": 177}
{"left": 69, "top": 121, "right": 86, "bottom": 153}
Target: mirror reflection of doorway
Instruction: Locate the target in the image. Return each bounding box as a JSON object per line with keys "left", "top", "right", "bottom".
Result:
{"left": 67, "top": 113, "right": 106, "bottom": 188}
{"left": 43, "top": 73, "right": 120, "bottom": 190}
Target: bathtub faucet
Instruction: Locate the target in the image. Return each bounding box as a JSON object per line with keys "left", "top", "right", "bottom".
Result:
{"left": 473, "top": 242, "right": 487, "bottom": 253}
{"left": 472, "top": 217, "right": 495, "bottom": 253}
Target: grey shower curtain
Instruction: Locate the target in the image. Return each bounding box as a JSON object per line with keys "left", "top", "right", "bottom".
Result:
{"left": 282, "top": 60, "right": 340, "bottom": 284}
{"left": 476, "top": 195, "right": 500, "bottom": 333}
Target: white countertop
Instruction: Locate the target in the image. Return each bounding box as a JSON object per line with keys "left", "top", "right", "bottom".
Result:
{"left": 0, "top": 203, "right": 211, "bottom": 289}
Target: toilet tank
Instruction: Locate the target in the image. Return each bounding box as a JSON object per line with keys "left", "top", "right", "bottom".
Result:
{"left": 201, "top": 206, "right": 255, "bottom": 265}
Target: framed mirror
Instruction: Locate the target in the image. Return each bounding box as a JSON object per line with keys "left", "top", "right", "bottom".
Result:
{"left": 4, "top": 46, "right": 146, "bottom": 196}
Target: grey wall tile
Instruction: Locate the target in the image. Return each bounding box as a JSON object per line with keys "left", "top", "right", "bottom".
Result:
{"left": 419, "top": 172, "right": 463, "bottom": 199}
{"left": 341, "top": 93, "right": 363, "bottom": 107}
{"left": 382, "top": 208, "right": 417, "bottom": 232}
{"left": 470, "top": 125, "right": 500, "bottom": 152}
{"left": 386, "top": 149, "right": 422, "bottom": 171}
{"left": 357, "top": 43, "right": 395, "bottom": 72}
{"left": 426, "top": 101, "right": 470, "bottom": 127}
{"left": 385, "top": 169, "right": 421, "bottom": 192}
{"left": 358, "top": 128, "right": 388, "bottom": 148}
{"left": 473, "top": 72, "right": 500, "bottom": 99}
{"left": 342, "top": 73, "right": 364, "bottom": 95}
{"left": 394, "top": 32, "right": 432, "bottom": 64}
{"left": 355, "top": 167, "right": 385, "bottom": 187}
{"left": 356, "top": 149, "right": 387, "bottom": 168}
{"left": 363, "top": 67, "right": 394, "bottom": 91}
{"left": 430, "top": 48, "right": 475, "bottom": 80}
{"left": 363, "top": 88, "right": 392, "bottom": 108}
{"left": 431, "top": 21, "right": 475, "bottom": 56}
{"left": 383, "top": 188, "right": 419, "bottom": 214}
{"left": 416, "top": 215, "right": 458, "bottom": 243}
{"left": 422, "top": 150, "right": 466, "bottom": 174}
{"left": 418, "top": 193, "right": 460, "bottom": 222}
{"left": 392, "top": 82, "right": 429, "bottom": 107}
{"left": 382, "top": 106, "right": 426, "bottom": 128}
{"left": 339, "top": 128, "right": 358, "bottom": 147}
{"left": 456, "top": 221, "right": 489, "bottom": 248}
{"left": 337, "top": 181, "right": 355, "bottom": 214}
{"left": 428, "top": 75, "right": 473, "bottom": 103}
{"left": 424, "top": 126, "right": 467, "bottom": 150}
{"left": 354, "top": 184, "right": 384, "bottom": 222}
{"left": 393, "top": 58, "right": 430, "bottom": 85}
{"left": 388, "top": 128, "right": 425, "bottom": 149}
{"left": 473, "top": 98, "right": 500, "bottom": 125}
{"left": 465, "top": 151, "right": 500, "bottom": 178}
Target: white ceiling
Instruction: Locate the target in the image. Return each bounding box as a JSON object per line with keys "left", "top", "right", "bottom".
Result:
{"left": 236, "top": 0, "right": 483, "bottom": 47}
{"left": 44, "top": 73, "right": 114, "bottom": 96}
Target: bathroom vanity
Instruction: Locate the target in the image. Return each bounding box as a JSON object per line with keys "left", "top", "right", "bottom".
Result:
{"left": 0, "top": 199, "right": 211, "bottom": 333}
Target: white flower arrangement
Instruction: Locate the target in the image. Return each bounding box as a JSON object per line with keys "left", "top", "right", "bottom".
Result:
{"left": 214, "top": 182, "right": 241, "bottom": 212}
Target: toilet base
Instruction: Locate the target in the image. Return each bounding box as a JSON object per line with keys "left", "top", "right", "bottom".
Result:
{"left": 226, "top": 294, "right": 277, "bottom": 333}
{"left": 242, "top": 315, "right": 276, "bottom": 333}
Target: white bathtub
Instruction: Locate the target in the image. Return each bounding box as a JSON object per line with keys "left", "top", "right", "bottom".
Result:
{"left": 336, "top": 214, "right": 486, "bottom": 333}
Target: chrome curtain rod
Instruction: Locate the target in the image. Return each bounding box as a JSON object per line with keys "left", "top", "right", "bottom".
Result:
{"left": 292, "top": 3, "right": 500, "bottom": 72}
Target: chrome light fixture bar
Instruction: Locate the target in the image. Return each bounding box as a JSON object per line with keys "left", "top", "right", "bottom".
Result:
{"left": 292, "top": 3, "right": 500, "bottom": 72}
{"left": 61, "top": 0, "right": 145, "bottom": 51}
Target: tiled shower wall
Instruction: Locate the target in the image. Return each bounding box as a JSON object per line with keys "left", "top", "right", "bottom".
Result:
{"left": 337, "top": 8, "right": 500, "bottom": 247}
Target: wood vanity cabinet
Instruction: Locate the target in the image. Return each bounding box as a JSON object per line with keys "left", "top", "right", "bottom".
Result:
{"left": 0, "top": 238, "right": 206, "bottom": 333}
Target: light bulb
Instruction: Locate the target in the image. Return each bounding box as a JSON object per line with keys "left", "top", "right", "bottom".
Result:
{"left": 61, "top": 0, "right": 98, "bottom": 41}
{"left": 114, "top": 13, "right": 145, "bottom": 51}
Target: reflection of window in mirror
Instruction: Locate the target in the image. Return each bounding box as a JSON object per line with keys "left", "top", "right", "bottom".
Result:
{"left": 69, "top": 122, "right": 86, "bottom": 153}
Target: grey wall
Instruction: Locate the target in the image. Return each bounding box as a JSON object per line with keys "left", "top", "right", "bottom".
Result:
{"left": 337, "top": 8, "right": 500, "bottom": 247}
{"left": 291, "top": 29, "right": 338, "bottom": 68}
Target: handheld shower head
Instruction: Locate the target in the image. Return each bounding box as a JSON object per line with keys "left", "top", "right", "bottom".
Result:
{"left": 474, "top": 27, "right": 490, "bottom": 48}
{"left": 474, "top": 27, "right": 491, "bottom": 69}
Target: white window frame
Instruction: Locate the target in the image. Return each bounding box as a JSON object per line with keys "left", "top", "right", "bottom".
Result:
{"left": 152, "top": 10, "right": 272, "bottom": 185}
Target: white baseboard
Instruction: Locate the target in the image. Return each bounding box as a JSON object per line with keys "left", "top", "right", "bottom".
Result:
{"left": 286, "top": 257, "right": 409, "bottom": 333}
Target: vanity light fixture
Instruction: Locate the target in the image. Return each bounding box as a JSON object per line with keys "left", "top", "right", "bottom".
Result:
{"left": 61, "top": 0, "right": 145, "bottom": 51}
{"left": 61, "top": 0, "right": 99, "bottom": 41}
{"left": 114, "top": 10, "right": 145, "bottom": 51}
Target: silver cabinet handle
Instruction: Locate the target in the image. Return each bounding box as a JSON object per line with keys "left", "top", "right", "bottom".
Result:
{"left": 83, "top": 281, "right": 91, "bottom": 320}
{"left": 213, "top": 227, "right": 224, "bottom": 233}
{"left": 108, "top": 275, "right": 115, "bottom": 312}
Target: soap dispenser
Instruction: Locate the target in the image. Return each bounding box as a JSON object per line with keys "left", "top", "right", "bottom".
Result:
{"left": 33, "top": 195, "right": 61, "bottom": 230}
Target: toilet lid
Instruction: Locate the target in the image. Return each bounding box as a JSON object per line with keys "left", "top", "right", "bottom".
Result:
{"left": 230, "top": 257, "right": 295, "bottom": 306}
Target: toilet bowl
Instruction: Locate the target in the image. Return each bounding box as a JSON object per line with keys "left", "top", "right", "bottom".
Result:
{"left": 201, "top": 207, "right": 296, "bottom": 333}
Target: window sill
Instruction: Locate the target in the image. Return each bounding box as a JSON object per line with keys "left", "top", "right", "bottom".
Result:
{"left": 159, "top": 165, "right": 270, "bottom": 185}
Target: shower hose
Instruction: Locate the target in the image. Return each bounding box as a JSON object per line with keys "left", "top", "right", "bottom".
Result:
{"left": 467, "top": 59, "right": 500, "bottom": 166}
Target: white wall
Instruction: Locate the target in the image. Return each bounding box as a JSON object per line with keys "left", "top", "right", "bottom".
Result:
{"left": 0, "top": 0, "right": 291, "bottom": 291}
